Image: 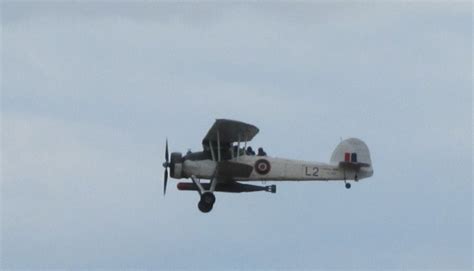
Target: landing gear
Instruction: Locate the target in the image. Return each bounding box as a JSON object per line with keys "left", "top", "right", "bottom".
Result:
{"left": 198, "top": 200, "right": 213, "bottom": 213}
{"left": 345, "top": 182, "right": 351, "bottom": 189}
{"left": 201, "top": 192, "right": 216, "bottom": 205}
{"left": 198, "top": 192, "right": 216, "bottom": 213}
{"left": 190, "top": 175, "right": 218, "bottom": 213}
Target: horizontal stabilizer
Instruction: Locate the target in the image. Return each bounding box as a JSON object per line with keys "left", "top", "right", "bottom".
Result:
{"left": 338, "top": 161, "right": 371, "bottom": 170}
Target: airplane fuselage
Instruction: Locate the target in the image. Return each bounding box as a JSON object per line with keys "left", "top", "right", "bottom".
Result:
{"left": 182, "top": 155, "right": 373, "bottom": 182}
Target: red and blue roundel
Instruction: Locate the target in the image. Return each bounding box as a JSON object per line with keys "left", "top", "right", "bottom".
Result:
{"left": 255, "top": 159, "right": 271, "bottom": 175}
{"left": 344, "top": 152, "right": 358, "bottom": 163}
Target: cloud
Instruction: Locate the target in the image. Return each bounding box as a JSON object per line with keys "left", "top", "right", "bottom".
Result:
{"left": 1, "top": 2, "right": 472, "bottom": 269}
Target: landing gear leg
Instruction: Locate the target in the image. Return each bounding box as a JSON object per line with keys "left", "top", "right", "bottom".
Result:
{"left": 343, "top": 168, "right": 351, "bottom": 189}
{"left": 192, "top": 164, "right": 219, "bottom": 213}
{"left": 197, "top": 167, "right": 219, "bottom": 213}
{"left": 190, "top": 175, "right": 205, "bottom": 195}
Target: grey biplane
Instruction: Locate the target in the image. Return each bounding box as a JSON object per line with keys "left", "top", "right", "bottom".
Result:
{"left": 162, "top": 119, "right": 374, "bottom": 213}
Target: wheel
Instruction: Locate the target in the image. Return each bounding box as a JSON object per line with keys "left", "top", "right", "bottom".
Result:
{"left": 201, "top": 192, "right": 216, "bottom": 205}
{"left": 345, "top": 183, "right": 351, "bottom": 189}
{"left": 198, "top": 200, "right": 213, "bottom": 213}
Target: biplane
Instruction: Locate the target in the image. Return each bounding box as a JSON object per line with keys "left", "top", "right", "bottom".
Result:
{"left": 162, "top": 119, "right": 374, "bottom": 213}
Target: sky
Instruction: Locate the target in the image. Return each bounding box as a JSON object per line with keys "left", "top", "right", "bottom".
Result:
{"left": 1, "top": 1, "right": 472, "bottom": 270}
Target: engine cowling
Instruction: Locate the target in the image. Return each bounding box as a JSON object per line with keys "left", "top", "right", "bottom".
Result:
{"left": 170, "top": 152, "right": 184, "bottom": 179}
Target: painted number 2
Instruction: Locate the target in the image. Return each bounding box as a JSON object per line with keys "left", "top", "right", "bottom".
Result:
{"left": 305, "top": 166, "right": 319, "bottom": 177}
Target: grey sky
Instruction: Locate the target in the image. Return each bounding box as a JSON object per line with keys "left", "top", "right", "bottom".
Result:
{"left": 1, "top": 1, "right": 472, "bottom": 270}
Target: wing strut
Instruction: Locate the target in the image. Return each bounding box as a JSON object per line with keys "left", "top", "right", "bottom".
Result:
{"left": 236, "top": 135, "right": 241, "bottom": 159}
{"left": 209, "top": 140, "right": 216, "bottom": 161}
{"left": 209, "top": 167, "right": 218, "bottom": 192}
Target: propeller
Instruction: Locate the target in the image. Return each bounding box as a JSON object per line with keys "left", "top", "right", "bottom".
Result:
{"left": 162, "top": 139, "right": 169, "bottom": 195}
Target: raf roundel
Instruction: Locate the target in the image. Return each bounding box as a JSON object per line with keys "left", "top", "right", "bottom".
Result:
{"left": 255, "top": 159, "right": 271, "bottom": 175}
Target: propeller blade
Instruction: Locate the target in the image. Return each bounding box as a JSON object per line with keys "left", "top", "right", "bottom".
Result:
{"left": 164, "top": 168, "right": 168, "bottom": 196}
{"left": 165, "top": 138, "right": 169, "bottom": 163}
{"left": 163, "top": 139, "right": 170, "bottom": 196}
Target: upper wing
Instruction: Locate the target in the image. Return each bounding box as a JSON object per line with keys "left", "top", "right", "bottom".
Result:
{"left": 202, "top": 119, "right": 259, "bottom": 146}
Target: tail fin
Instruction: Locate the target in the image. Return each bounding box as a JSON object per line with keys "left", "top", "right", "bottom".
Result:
{"left": 330, "top": 138, "right": 373, "bottom": 178}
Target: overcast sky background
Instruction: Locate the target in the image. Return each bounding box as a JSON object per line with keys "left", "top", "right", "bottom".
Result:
{"left": 1, "top": 1, "right": 472, "bottom": 270}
